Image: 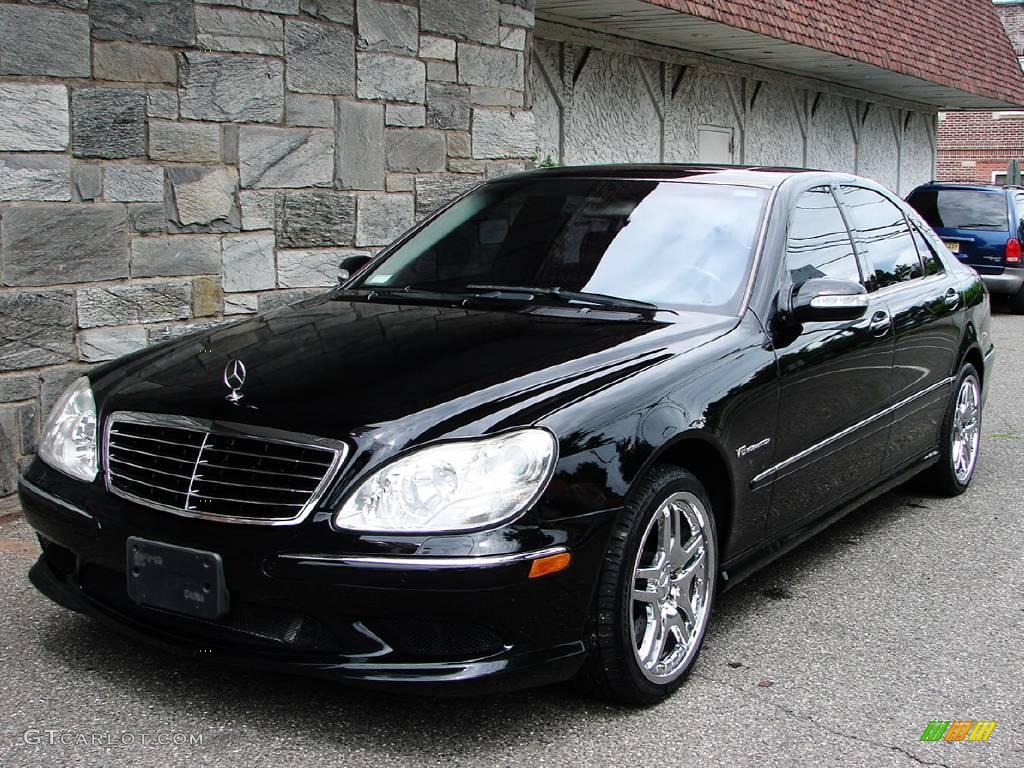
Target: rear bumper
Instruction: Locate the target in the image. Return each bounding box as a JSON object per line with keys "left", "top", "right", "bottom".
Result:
{"left": 18, "top": 469, "right": 615, "bottom": 696}
{"left": 980, "top": 270, "right": 1024, "bottom": 295}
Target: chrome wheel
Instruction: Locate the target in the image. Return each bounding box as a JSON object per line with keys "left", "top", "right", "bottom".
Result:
{"left": 630, "top": 491, "right": 715, "bottom": 684}
{"left": 951, "top": 374, "right": 981, "bottom": 484}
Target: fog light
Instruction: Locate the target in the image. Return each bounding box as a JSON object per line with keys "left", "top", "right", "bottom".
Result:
{"left": 528, "top": 551, "right": 571, "bottom": 579}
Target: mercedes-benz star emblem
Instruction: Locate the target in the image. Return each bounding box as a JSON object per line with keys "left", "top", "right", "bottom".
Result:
{"left": 223, "top": 359, "right": 246, "bottom": 403}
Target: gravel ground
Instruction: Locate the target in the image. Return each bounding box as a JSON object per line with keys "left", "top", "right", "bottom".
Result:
{"left": 1, "top": 314, "right": 1021, "bottom": 768}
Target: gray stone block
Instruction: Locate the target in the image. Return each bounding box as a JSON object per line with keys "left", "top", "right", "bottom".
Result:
{"left": 1, "top": 204, "right": 129, "bottom": 286}
{"left": 357, "top": 0, "right": 418, "bottom": 55}
{"left": 168, "top": 166, "right": 240, "bottom": 230}
{"left": 414, "top": 174, "right": 482, "bottom": 216}
{"left": 421, "top": 0, "right": 500, "bottom": 44}
{"left": 0, "top": 374, "right": 38, "bottom": 404}
{"left": 93, "top": 42, "right": 178, "bottom": 83}
{"left": 278, "top": 247, "right": 370, "bottom": 288}
{"left": 420, "top": 35, "right": 456, "bottom": 61}
{"left": 239, "top": 190, "right": 276, "bottom": 230}
{"left": 203, "top": 0, "right": 297, "bottom": 13}
{"left": 179, "top": 52, "right": 284, "bottom": 123}
{"left": 72, "top": 87, "right": 147, "bottom": 159}
{"left": 104, "top": 165, "right": 164, "bottom": 202}
{"left": 73, "top": 165, "right": 103, "bottom": 202}
{"left": 90, "top": 0, "right": 195, "bottom": 46}
{"left": 0, "top": 407, "right": 18, "bottom": 495}
{"left": 77, "top": 282, "right": 192, "bottom": 328}
{"left": 225, "top": 293, "right": 259, "bottom": 315}
{"left": 472, "top": 108, "right": 535, "bottom": 159}
{"left": 276, "top": 191, "right": 356, "bottom": 247}
{"left": 0, "top": 291, "right": 75, "bottom": 371}
{"left": 447, "top": 130, "right": 472, "bottom": 158}
{"left": 18, "top": 402, "right": 39, "bottom": 454}
{"left": 287, "top": 94, "right": 335, "bottom": 128}
{"left": 0, "top": 4, "right": 90, "bottom": 77}
{"left": 386, "top": 104, "right": 426, "bottom": 128}
{"left": 196, "top": 7, "right": 283, "bottom": 55}
{"left": 149, "top": 120, "right": 223, "bottom": 162}
{"left": 78, "top": 326, "right": 149, "bottom": 363}
{"left": 0, "top": 84, "right": 68, "bottom": 151}
{"left": 0, "top": 156, "right": 71, "bottom": 202}
{"left": 500, "top": 25, "right": 527, "bottom": 50}
{"left": 128, "top": 203, "right": 168, "bottom": 233}
{"left": 222, "top": 125, "right": 239, "bottom": 165}
{"left": 499, "top": 0, "right": 534, "bottom": 28}
{"left": 470, "top": 86, "right": 522, "bottom": 107}
{"left": 357, "top": 53, "right": 424, "bottom": 103}
{"left": 258, "top": 288, "right": 322, "bottom": 312}
{"left": 356, "top": 193, "right": 415, "bottom": 246}
{"left": 427, "top": 61, "right": 457, "bottom": 82}
{"left": 457, "top": 43, "right": 523, "bottom": 89}
{"left": 386, "top": 129, "right": 446, "bottom": 173}
{"left": 239, "top": 127, "right": 334, "bottom": 188}
{"left": 335, "top": 100, "right": 384, "bottom": 191}
{"left": 222, "top": 233, "right": 276, "bottom": 292}
{"left": 131, "top": 235, "right": 223, "bottom": 277}
{"left": 427, "top": 82, "right": 470, "bottom": 130}
{"left": 298, "top": 0, "right": 352, "bottom": 23}
{"left": 146, "top": 89, "right": 178, "bottom": 119}
{"left": 286, "top": 20, "right": 355, "bottom": 95}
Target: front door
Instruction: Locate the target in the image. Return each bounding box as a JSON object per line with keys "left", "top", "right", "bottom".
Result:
{"left": 767, "top": 186, "right": 895, "bottom": 534}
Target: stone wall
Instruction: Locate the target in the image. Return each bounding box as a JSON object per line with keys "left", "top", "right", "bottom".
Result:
{"left": 531, "top": 22, "right": 938, "bottom": 197}
{"left": 0, "top": 0, "right": 537, "bottom": 497}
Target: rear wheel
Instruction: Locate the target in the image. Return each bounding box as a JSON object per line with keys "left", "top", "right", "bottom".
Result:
{"left": 922, "top": 363, "right": 982, "bottom": 496}
{"left": 582, "top": 466, "right": 717, "bottom": 706}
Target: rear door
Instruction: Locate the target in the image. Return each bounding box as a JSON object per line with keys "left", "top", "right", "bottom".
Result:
{"left": 905, "top": 186, "right": 1009, "bottom": 276}
{"left": 840, "top": 186, "right": 962, "bottom": 472}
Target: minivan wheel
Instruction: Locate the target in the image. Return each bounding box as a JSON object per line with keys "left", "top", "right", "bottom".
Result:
{"left": 923, "top": 364, "right": 982, "bottom": 496}
{"left": 582, "top": 466, "right": 717, "bottom": 706}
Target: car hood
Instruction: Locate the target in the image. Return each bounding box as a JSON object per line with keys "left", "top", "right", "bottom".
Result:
{"left": 91, "top": 295, "right": 737, "bottom": 446}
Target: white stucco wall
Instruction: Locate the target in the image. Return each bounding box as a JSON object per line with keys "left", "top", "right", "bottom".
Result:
{"left": 531, "top": 26, "right": 937, "bottom": 196}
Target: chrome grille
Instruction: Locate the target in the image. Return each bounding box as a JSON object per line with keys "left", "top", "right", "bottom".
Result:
{"left": 104, "top": 412, "right": 345, "bottom": 525}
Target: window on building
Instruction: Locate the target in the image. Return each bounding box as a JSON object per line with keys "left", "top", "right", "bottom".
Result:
{"left": 993, "top": 172, "right": 1008, "bottom": 185}
{"left": 786, "top": 187, "right": 862, "bottom": 286}
{"left": 841, "top": 186, "right": 923, "bottom": 288}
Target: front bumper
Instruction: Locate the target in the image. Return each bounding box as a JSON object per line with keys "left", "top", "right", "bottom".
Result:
{"left": 18, "top": 468, "right": 616, "bottom": 696}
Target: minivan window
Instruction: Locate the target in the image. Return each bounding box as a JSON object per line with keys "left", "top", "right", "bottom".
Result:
{"left": 356, "top": 179, "right": 770, "bottom": 313}
{"left": 786, "top": 187, "right": 862, "bottom": 285}
{"left": 907, "top": 188, "right": 1008, "bottom": 230}
{"left": 841, "top": 186, "right": 923, "bottom": 288}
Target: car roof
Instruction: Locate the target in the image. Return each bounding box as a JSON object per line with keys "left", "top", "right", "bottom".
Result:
{"left": 503, "top": 163, "right": 842, "bottom": 190}
{"left": 911, "top": 181, "right": 1023, "bottom": 194}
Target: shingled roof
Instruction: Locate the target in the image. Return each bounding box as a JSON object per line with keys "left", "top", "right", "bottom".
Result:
{"left": 648, "top": 0, "right": 1024, "bottom": 106}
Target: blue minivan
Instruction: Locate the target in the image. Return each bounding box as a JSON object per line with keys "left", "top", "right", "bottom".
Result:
{"left": 906, "top": 182, "right": 1024, "bottom": 311}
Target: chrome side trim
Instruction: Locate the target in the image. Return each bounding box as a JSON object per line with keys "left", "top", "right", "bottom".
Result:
{"left": 277, "top": 545, "right": 569, "bottom": 570}
{"left": 17, "top": 477, "right": 94, "bottom": 520}
{"left": 753, "top": 376, "right": 955, "bottom": 487}
{"left": 103, "top": 411, "right": 348, "bottom": 526}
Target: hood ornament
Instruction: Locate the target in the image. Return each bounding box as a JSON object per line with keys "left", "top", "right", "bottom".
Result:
{"left": 223, "top": 359, "right": 247, "bottom": 403}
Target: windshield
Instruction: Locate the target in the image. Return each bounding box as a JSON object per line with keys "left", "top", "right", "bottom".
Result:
{"left": 354, "top": 178, "right": 770, "bottom": 314}
{"left": 907, "top": 188, "right": 1008, "bottom": 230}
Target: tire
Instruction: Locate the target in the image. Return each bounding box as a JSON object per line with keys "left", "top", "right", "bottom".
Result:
{"left": 581, "top": 465, "right": 718, "bottom": 706}
{"left": 1010, "top": 285, "right": 1024, "bottom": 315}
{"left": 922, "top": 363, "right": 982, "bottom": 496}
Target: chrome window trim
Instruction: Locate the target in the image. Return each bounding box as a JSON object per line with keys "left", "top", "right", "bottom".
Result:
{"left": 277, "top": 546, "right": 569, "bottom": 570}
{"left": 753, "top": 376, "right": 955, "bottom": 488}
{"left": 103, "top": 411, "right": 348, "bottom": 526}
{"left": 17, "top": 477, "right": 94, "bottom": 520}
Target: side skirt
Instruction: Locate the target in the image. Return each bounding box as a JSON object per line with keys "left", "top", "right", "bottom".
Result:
{"left": 718, "top": 450, "right": 939, "bottom": 592}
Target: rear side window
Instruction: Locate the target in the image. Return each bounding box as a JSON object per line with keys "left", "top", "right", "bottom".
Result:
{"left": 910, "top": 227, "right": 944, "bottom": 276}
{"left": 841, "top": 186, "right": 923, "bottom": 289}
{"left": 907, "top": 188, "right": 1008, "bottom": 231}
{"left": 786, "top": 187, "right": 861, "bottom": 285}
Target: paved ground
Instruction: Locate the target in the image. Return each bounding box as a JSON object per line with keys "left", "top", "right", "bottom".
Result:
{"left": 1, "top": 314, "right": 1022, "bottom": 768}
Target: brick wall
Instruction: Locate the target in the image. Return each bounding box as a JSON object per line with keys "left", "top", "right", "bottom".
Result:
{"left": 0, "top": 0, "right": 536, "bottom": 498}
{"left": 996, "top": 1, "right": 1024, "bottom": 52}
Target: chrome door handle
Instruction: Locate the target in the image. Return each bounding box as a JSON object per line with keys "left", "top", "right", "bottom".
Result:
{"left": 869, "top": 310, "right": 891, "bottom": 337}
{"left": 944, "top": 287, "right": 960, "bottom": 309}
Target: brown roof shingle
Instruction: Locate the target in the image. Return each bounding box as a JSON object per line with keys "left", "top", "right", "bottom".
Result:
{"left": 643, "top": 0, "right": 1024, "bottom": 106}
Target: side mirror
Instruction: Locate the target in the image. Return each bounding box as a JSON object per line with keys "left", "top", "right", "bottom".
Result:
{"left": 790, "top": 277, "right": 869, "bottom": 322}
{"left": 338, "top": 254, "right": 373, "bottom": 284}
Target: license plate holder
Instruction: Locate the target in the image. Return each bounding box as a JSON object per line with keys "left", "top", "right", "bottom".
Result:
{"left": 126, "top": 537, "right": 229, "bottom": 619}
{"left": 943, "top": 240, "right": 960, "bottom": 253}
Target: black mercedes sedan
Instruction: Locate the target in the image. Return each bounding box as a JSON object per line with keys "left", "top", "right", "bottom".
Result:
{"left": 19, "top": 165, "right": 993, "bottom": 705}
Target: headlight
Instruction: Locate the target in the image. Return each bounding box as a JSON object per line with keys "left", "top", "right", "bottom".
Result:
{"left": 334, "top": 429, "right": 557, "bottom": 533}
{"left": 38, "top": 377, "right": 98, "bottom": 482}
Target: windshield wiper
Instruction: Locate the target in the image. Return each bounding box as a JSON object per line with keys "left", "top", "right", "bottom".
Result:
{"left": 465, "top": 284, "right": 670, "bottom": 313}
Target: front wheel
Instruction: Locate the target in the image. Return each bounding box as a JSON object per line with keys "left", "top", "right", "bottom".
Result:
{"left": 923, "top": 363, "right": 982, "bottom": 495}
{"left": 582, "top": 466, "right": 718, "bottom": 706}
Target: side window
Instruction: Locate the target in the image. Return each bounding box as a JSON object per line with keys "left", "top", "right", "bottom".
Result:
{"left": 786, "top": 187, "right": 862, "bottom": 286}
{"left": 841, "top": 186, "right": 923, "bottom": 289}
{"left": 1014, "top": 192, "right": 1024, "bottom": 239}
{"left": 910, "top": 226, "right": 944, "bottom": 276}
